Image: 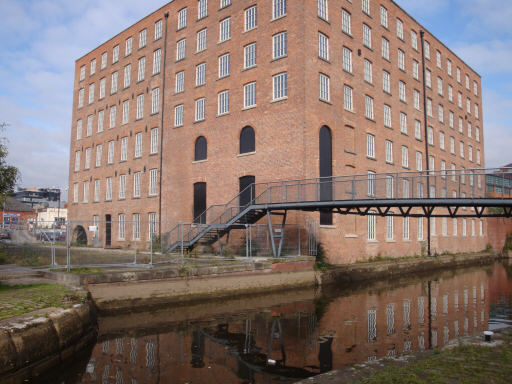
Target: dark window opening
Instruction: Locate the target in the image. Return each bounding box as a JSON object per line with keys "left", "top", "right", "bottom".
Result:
{"left": 239, "top": 175, "right": 255, "bottom": 209}
{"left": 319, "top": 125, "right": 333, "bottom": 225}
{"left": 193, "top": 182, "right": 207, "bottom": 224}
{"left": 194, "top": 136, "right": 207, "bottom": 161}
{"left": 240, "top": 126, "right": 255, "bottom": 154}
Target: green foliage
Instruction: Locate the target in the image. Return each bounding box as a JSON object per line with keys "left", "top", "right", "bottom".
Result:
{"left": 503, "top": 233, "right": 512, "bottom": 251}
{"left": 314, "top": 242, "right": 331, "bottom": 270}
{"left": 0, "top": 122, "right": 19, "bottom": 200}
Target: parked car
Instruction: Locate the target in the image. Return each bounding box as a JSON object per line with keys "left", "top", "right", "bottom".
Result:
{"left": 0, "top": 229, "right": 11, "bottom": 240}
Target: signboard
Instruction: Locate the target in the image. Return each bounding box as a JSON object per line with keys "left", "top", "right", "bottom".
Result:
{"left": 88, "top": 226, "right": 98, "bottom": 232}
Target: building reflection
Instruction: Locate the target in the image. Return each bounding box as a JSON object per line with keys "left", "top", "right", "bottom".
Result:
{"left": 79, "top": 265, "right": 512, "bottom": 384}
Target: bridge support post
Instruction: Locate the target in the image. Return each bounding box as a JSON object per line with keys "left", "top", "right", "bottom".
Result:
{"left": 267, "top": 210, "right": 287, "bottom": 258}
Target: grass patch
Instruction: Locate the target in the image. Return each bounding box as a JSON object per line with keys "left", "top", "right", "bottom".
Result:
{"left": 49, "top": 267, "right": 104, "bottom": 274}
{"left": 0, "top": 282, "right": 85, "bottom": 321}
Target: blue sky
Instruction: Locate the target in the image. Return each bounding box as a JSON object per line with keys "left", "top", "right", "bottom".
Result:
{"left": 0, "top": 0, "right": 511, "bottom": 193}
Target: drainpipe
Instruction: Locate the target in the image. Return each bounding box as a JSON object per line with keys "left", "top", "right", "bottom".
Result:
{"left": 420, "top": 30, "right": 432, "bottom": 257}
{"left": 158, "top": 11, "right": 170, "bottom": 241}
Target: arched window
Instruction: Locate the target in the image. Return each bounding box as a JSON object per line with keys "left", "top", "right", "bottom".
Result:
{"left": 239, "top": 126, "right": 255, "bottom": 154}
{"left": 194, "top": 136, "right": 207, "bottom": 161}
{"left": 319, "top": 125, "right": 333, "bottom": 225}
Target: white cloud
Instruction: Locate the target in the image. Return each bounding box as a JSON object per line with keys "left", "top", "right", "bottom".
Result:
{"left": 453, "top": 40, "right": 512, "bottom": 74}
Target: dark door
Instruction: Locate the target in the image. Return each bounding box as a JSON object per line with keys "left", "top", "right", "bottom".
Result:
{"left": 193, "top": 182, "right": 207, "bottom": 224}
{"left": 319, "top": 126, "right": 333, "bottom": 225}
{"left": 105, "top": 214, "right": 111, "bottom": 247}
{"left": 239, "top": 176, "right": 255, "bottom": 209}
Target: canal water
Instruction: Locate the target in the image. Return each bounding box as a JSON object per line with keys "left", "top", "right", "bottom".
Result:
{"left": 32, "top": 261, "right": 512, "bottom": 384}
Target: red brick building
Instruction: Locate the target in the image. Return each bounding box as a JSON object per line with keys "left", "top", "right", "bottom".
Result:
{"left": 68, "top": 0, "right": 486, "bottom": 263}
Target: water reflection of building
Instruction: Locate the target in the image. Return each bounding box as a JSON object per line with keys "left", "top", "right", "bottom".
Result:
{"left": 80, "top": 268, "right": 492, "bottom": 383}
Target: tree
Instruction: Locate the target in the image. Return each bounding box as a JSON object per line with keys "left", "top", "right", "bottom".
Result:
{"left": 0, "top": 122, "right": 19, "bottom": 201}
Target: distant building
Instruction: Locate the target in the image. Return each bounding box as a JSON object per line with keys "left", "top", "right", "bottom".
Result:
{"left": 1, "top": 196, "right": 36, "bottom": 226}
{"left": 486, "top": 164, "right": 512, "bottom": 198}
{"left": 37, "top": 207, "right": 68, "bottom": 228}
{"left": 12, "top": 188, "right": 61, "bottom": 209}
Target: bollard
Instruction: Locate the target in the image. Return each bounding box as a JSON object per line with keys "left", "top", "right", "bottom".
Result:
{"left": 484, "top": 331, "right": 494, "bottom": 343}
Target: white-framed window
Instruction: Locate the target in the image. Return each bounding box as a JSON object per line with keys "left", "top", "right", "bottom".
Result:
{"left": 198, "top": 0, "right": 208, "bottom": 20}
{"left": 79, "top": 65, "right": 85, "bottom": 81}
{"left": 196, "top": 63, "right": 206, "bottom": 86}
{"left": 176, "top": 39, "right": 186, "bottom": 62}
{"left": 123, "top": 64, "right": 131, "bottom": 88}
{"left": 135, "top": 132, "right": 142, "bottom": 158}
{"left": 448, "top": 85, "right": 453, "bottom": 102}
{"left": 474, "top": 81, "right": 479, "bottom": 96}
{"left": 149, "top": 168, "right": 158, "bottom": 196}
{"left": 438, "top": 104, "right": 444, "bottom": 123}
{"left": 465, "top": 74, "right": 470, "bottom": 90}
{"left": 152, "top": 49, "right": 162, "bottom": 75}
{"left": 76, "top": 120, "right": 82, "bottom": 140}
{"left": 418, "top": 218, "right": 423, "bottom": 240}
{"left": 342, "top": 47, "right": 352, "bottom": 73}
{"left": 175, "top": 71, "right": 185, "bottom": 93}
{"left": 398, "top": 49, "right": 405, "bottom": 71}
{"left": 380, "top": 6, "right": 388, "bottom": 27}
{"left": 427, "top": 98, "right": 433, "bottom": 117}
{"left": 403, "top": 216, "right": 410, "bottom": 240}
{"left": 447, "top": 59, "right": 452, "bottom": 75}
{"left": 424, "top": 40, "right": 430, "bottom": 59}
{"left": 151, "top": 88, "right": 159, "bottom": 114}
{"left": 362, "top": 0, "right": 370, "bottom": 15}
{"left": 468, "top": 122, "right": 472, "bottom": 138}
{"left": 425, "top": 69, "right": 431, "bottom": 88}
{"left": 437, "top": 77, "right": 443, "bottom": 95}
{"left": 154, "top": 19, "right": 163, "bottom": 40}
{"left": 382, "top": 37, "right": 389, "bottom": 60}
{"left": 476, "top": 127, "right": 480, "bottom": 142}
{"left": 273, "top": 72, "right": 287, "bottom": 100}
{"left": 150, "top": 128, "right": 158, "bottom": 154}
{"left": 218, "top": 53, "right": 230, "bottom": 78}
{"left": 111, "top": 72, "right": 118, "bottom": 94}
{"left": 416, "top": 151, "right": 423, "bottom": 171}
{"left": 138, "top": 57, "right": 146, "bottom": 82}
{"left": 462, "top": 218, "right": 467, "bottom": 237}
{"left": 88, "top": 83, "right": 95, "bottom": 104}
{"left": 363, "top": 24, "right": 372, "bottom": 49}
{"left": 386, "top": 176, "right": 394, "bottom": 198}
{"left": 400, "top": 112, "right": 407, "bottom": 134}
{"left": 74, "top": 150, "right": 81, "bottom": 172}
{"left": 386, "top": 215, "right": 394, "bottom": 240}
{"left": 426, "top": 126, "right": 434, "bottom": 147}
{"left": 319, "top": 73, "right": 330, "bottom": 102}
{"left": 107, "top": 141, "right": 114, "bottom": 164}
{"left": 95, "top": 144, "right": 102, "bottom": 167}
{"left": 399, "top": 81, "right": 406, "bottom": 102}
{"left": 273, "top": 0, "right": 286, "bottom": 19}
{"left": 466, "top": 98, "right": 471, "bottom": 114}
{"left": 112, "top": 45, "right": 119, "bottom": 63}
{"left": 244, "top": 82, "right": 256, "bottom": 108}
{"left": 149, "top": 213, "right": 157, "bottom": 240}
{"left": 318, "top": 32, "right": 329, "bottom": 61}
{"left": 174, "top": 104, "right": 184, "bottom": 127}
{"left": 368, "top": 171, "right": 376, "bottom": 197}
{"left": 365, "top": 95, "right": 374, "bottom": 120}
{"left": 318, "top": 0, "right": 328, "bottom": 20}
{"left": 86, "top": 115, "right": 93, "bottom": 136}
{"left": 460, "top": 141, "right": 465, "bottom": 158}
{"left": 450, "top": 136, "right": 455, "bottom": 154}
{"left": 178, "top": 7, "right": 188, "bottom": 30}
{"left": 476, "top": 149, "right": 481, "bottom": 165}
{"left": 119, "top": 174, "right": 126, "bottom": 199}
{"left": 449, "top": 111, "right": 454, "bottom": 128}
{"left": 133, "top": 214, "right": 140, "bottom": 241}
{"left": 85, "top": 148, "right": 91, "bottom": 169}
{"left": 468, "top": 145, "right": 473, "bottom": 162}
{"left": 429, "top": 155, "right": 435, "bottom": 173}
{"left": 105, "top": 177, "right": 112, "bottom": 201}
{"left": 245, "top": 5, "right": 257, "bottom": 31}
{"left": 136, "top": 94, "right": 144, "bottom": 120}
{"left": 344, "top": 85, "right": 353, "bottom": 111}
{"left": 458, "top": 116, "right": 463, "bottom": 133}
{"left": 99, "top": 78, "right": 106, "bottom": 99}
{"left": 385, "top": 140, "right": 393, "bottom": 164}
{"left": 439, "top": 131, "right": 445, "bottom": 150}
{"left": 475, "top": 104, "right": 479, "bottom": 119}
{"left": 217, "top": 90, "right": 230, "bottom": 115}
{"left": 125, "top": 37, "right": 132, "bottom": 56}
{"left": 195, "top": 97, "right": 206, "bottom": 121}
{"left": 458, "top": 92, "right": 463, "bottom": 108}
{"left": 413, "top": 60, "right": 419, "bottom": 80}
{"left": 73, "top": 183, "right": 79, "bottom": 203}
{"left": 415, "top": 120, "right": 421, "bottom": 140}
{"left": 384, "top": 104, "right": 392, "bottom": 128}
{"left": 411, "top": 30, "right": 418, "bottom": 50}
{"left": 83, "top": 181, "right": 89, "bottom": 203}
{"left": 382, "top": 70, "right": 390, "bottom": 93}
{"left": 244, "top": 43, "right": 257, "bottom": 69}
{"left": 219, "top": 17, "right": 231, "bottom": 42}
{"left": 366, "top": 134, "right": 375, "bottom": 159}
{"left": 139, "top": 29, "right": 147, "bottom": 48}
{"left": 452, "top": 217, "right": 458, "bottom": 236}
{"left": 368, "top": 212, "right": 376, "bottom": 241}
{"left": 396, "top": 18, "right": 404, "bottom": 40}
{"left": 342, "top": 9, "right": 351, "bottom": 35}
{"left": 90, "top": 58, "right": 96, "bottom": 75}
{"left": 118, "top": 214, "right": 125, "bottom": 239}
{"left": 122, "top": 100, "right": 129, "bottom": 124}
{"left": 401, "top": 146, "right": 409, "bottom": 168}
{"left": 133, "top": 172, "right": 141, "bottom": 198}
{"left": 273, "top": 32, "right": 287, "bottom": 59}
{"left": 364, "top": 59, "right": 372, "bottom": 83}
{"left": 197, "top": 28, "right": 207, "bottom": 52}
{"left": 109, "top": 105, "right": 117, "bottom": 128}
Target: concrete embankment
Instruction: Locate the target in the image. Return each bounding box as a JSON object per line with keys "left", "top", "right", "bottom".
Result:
{"left": 0, "top": 303, "right": 96, "bottom": 382}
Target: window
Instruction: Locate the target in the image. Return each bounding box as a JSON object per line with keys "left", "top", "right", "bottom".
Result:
{"left": 466, "top": 98, "right": 471, "bottom": 114}
{"left": 385, "top": 140, "right": 393, "bottom": 163}
{"left": 382, "top": 38, "right": 389, "bottom": 61}
{"left": 195, "top": 136, "right": 207, "bottom": 161}
{"left": 106, "top": 177, "right": 112, "bottom": 201}
{"left": 400, "top": 112, "right": 407, "bottom": 134}
{"left": 344, "top": 85, "right": 353, "bottom": 111}
{"left": 414, "top": 90, "right": 420, "bottom": 110}
{"left": 439, "top": 131, "right": 445, "bottom": 150}
{"left": 109, "top": 105, "right": 117, "bottom": 128}
{"left": 365, "top": 95, "right": 374, "bottom": 119}
{"left": 363, "top": 24, "right": 372, "bottom": 49}
{"left": 219, "top": 18, "right": 231, "bottom": 42}
{"left": 319, "top": 73, "right": 330, "bottom": 102}
{"left": 133, "top": 214, "right": 140, "bottom": 240}
{"left": 83, "top": 181, "right": 89, "bottom": 203}
{"left": 342, "top": 9, "right": 351, "bottom": 34}
{"left": 458, "top": 116, "right": 463, "bottom": 133}
{"left": 425, "top": 69, "right": 431, "bottom": 88}
{"left": 457, "top": 67, "right": 461, "bottom": 83}
{"left": 418, "top": 218, "right": 423, "bottom": 240}
{"left": 386, "top": 176, "right": 393, "bottom": 198}
{"left": 79, "top": 65, "right": 85, "bottom": 81}
{"left": 424, "top": 40, "right": 430, "bottom": 59}
{"left": 436, "top": 50, "right": 442, "bottom": 68}
{"left": 240, "top": 126, "right": 255, "bottom": 154}
{"left": 399, "top": 81, "right": 406, "bottom": 102}
{"left": 151, "top": 88, "right": 159, "bottom": 114}
{"left": 120, "top": 137, "right": 128, "bottom": 161}
{"left": 273, "top": 0, "right": 286, "bottom": 19}
{"left": 118, "top": 214, "right": 125, "bottom": 239}
{"left": 76, "top": 120, "right": 83, "bottom": 140}
{"left": 219, "top": 53, "right": 230, "bottom": 78}
{"left": 273, "top": 32, "right": 287, "bottom": 59}
{"left": 382, "top": 105, "right": 392, "bottom": 128}
{"left": 122, "top": 100, "right": 129, "bottom": 124}
{"left": 368, "top": 213, "right": 376, "bottom": 240}
{"left": 446, "top": 59, "right": 452, "bottom": 76}
{"left": 149, "top": 128, "right": 158, "bottom": 155}
{"left": 468, "top": 122, "right": 472, "bottom": 138}
{"left": 176, "top": 40, "right": 185, "bottom": 61}
{"left": 133, "top": 172, "right": 141, "bottom": 198}
{"left": 154, "top": 19, "right": 163, "bottom": 40}
{"left": 382, "top": 71, "right": 390, "bottom": 93}
{"left": 107, "top": 141, "right": 114, "bottom": 164}
{"left": 136, "top": 94, "right": 144, "bottom": 119}
{"left": 364, "top": 59, "right": 373, "bottom": 83}
{"left": 178, "top": 8, "right": 187, "bottom": 30}
{"left": 85, "top": 148, "right": 91, "bottom": 169}
{"left": 88, "top": 83, "right": 94, "bottom": 104}
{"left": 366, "top": 134, "right": 375, "bottom": 158}
{"left": 175, "top": 71, "right": 185, "bottom": 93}
{"left": 86, "top": 115, "right": 93, "bottom": 136}
{"left": 465, "top": 74, "right": 470, "bottom": 90}
{"left": 401, "top": 146, "right": 409, "bottom": 168}
{"left": 474, "top": 81, "right": 478, "bottom": 96}
{"left": 438, "top": 104, "right": 444, "bottom": 123}
{"left": 149, "top": 213, "right": 157, "bottom": 240}
{"left": 138, "top": 57, "right": 146, "bottom": 82}
{"left": 139, "top": 29, "right": 147, "bottom": 48}
{"left": 99, "top": 78, "right": 106, "bottom": 99}
{"left": 448, "top": 85, "right": 453, "bottom": 102}
{"left": 396, "top": 19, "right": 403, "bottom": 40}
{"left": 428, "top": 126, "right": 434, "bottom": 145}
{"left": 111, "top": 72, "right": 118, "bottom": 94}
{"left": 429, "top": 156, "right": 435, "bottom": 172}
{"left": 174, "top": 105, "right": 184, "bottom": 127}
{"left": 380, "top": 6, "right": 388, "bottom": 27}
{"left": 362, "top": 0, "right": 370, "bottom": 15}
{"left": 368, "top": 171, "right": 376, "bottom": 197}
{"left": 197, "top": 28, "right": 207, "bottom": 52}
{"left": 476, "top": 127, "right": 480, "bottom": 142}
{"left": 149, "top": 169, "right": 158, "bottom": 196}
{"left": 273, "top": 72, "right": 287, "bottom": 100}
{"left": 437, "top": 77, "right": 443, "bottom": 96}
{"left": 462, "top": 219, "right": 467, "bottom": 236}
{"left": 198, "top": 0, "right": 208, "bottom": 19}
{"left": 413, "top": 60, "right": 419, "bottom": 80}
{"left": 475, "top": 104, "right": 479, "bottom": 119}
{"left": 244, "top": 82, "right": 256, "bottom": 108}
{"left": 398, "top": 49, "right": 405, "bottom": 71}
{"left": 342, "top": 47, "right": 352, "bottom": 73}
{"left": 468, "top": 145, "right": 473, "bottom": 162}
{"left": 195, "top": 97, "right": 205, "bottom": 120}
{"left": 460, "top": 141, "right": 464, "bottom": 158}
{"left": 196, "top": 63, "right": 206, "bottom": 86}
{"left": 416, "top": 151, "right": 423, "bottom": 171}
{"left": 318, "top": 32, "right": 329, "bottom": 61}
{"left": 112, "top": 45, "right": 119, "bottom": 63}
{"left": 74, "top": 151, "right": 80, "bottom": 172}
{"left": 450, "top": 136, "right": 455, "bottom": 154}
{"left": 154, "top": 49, "right": 162, "bottom": 74}
{"left": 244, "top": 43, "right": 257, "bottom": 69}
{"left": 448, "top": 111, "right": 454, "bottom": 128}
{"left": 125, "top": 37, "right": 132, "bottom": 56}
{"left": 218, "top": 90, "right": 229, "bottom": 115}
{"left": 95, "top": 144, "right": 102, "bottom": 167}
{"left": 427, "top": 98, "right": 433, "bottom": 117}
{"left": 318, "top": 0, "right": 328, "bottom": 20}
{"left": 415, "top": 120, "right": 421, "bottom": 140}
{"left": 90, "top": 59, "right": 96, "bottom": 75}
{"left": 386, "top": 216, "right": 394, "bottom": 240}
{"left": 411, "top": 30, "right": 418, "bottom": 50}
{"left": 119, "top": 174, "right": 126, "bottom": 199}
{"left": 134, "top": 132, "right": 142, "bottom": 158}
{"left": 245, "top": 6, "right": 257, "bottom": 31}
{"left": 123, "top": 64, "right": 131, "bottom": 88}
{"left": 73, "top": 183, "right": 79, "bottom": 203}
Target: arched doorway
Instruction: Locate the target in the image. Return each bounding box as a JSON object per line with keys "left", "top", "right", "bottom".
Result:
{"left": 72, "top": 225, "right": 87, "bottom": 246}
{"left": 319, "top": 126, "right": 333, "bottom": 225}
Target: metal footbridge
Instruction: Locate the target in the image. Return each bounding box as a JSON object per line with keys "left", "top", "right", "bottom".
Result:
{"left": 162, "top": 168, "right": 512, "bottom": 258}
